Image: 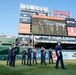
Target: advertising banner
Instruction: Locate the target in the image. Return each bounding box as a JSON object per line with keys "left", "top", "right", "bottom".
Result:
{"left": 20, "top": 13, "right": 31, "bottom": 23}
{"left": 66, "top": 23, "right": 76, "bottom": 27}
{"left": 18, "top": 23, "right": 30, "bottom": 34}
{"left": 0, "top": 50, "right": 76, "bottom": 60}
{"left": 62, "top": 52, "right": 76, "bottom": 60}
{"left": 20, "top": 4, "right": 48, "bottom": 14}
{"left": 32, "top": 14, "right": 65, "bottom": 21}
{"left": 53, "top": 10, "right": 70, "bottom": 17}
{"left": 20, "top": 13, "right": 31, "bottom": 17}
{"left": 66, "top": 18, "right": 76, "bottom": 27}
{"left": 20, "top": 18, "right": 31, "bottom": 24}
{"left": 16, "top": 37, "right": 30, "bottom": 45}
{"left": 34, "top": 50, "right": 76, "bottom": 60}
{"left": 67, "top": 27, "right": 76, "bottom": 36}
{"left": 66, "top": 18, "right": 75, "bottom": 21}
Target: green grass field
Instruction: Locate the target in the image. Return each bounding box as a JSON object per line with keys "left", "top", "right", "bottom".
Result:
{"left": 0, "top": 60, "right": 76, "bottom": 75}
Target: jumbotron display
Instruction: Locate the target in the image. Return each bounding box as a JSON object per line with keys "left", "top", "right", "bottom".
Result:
{"left": 32, "top": 18, "right": 67, "bottom": 35}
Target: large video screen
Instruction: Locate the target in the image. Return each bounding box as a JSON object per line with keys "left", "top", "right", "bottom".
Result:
{"left": 32, "top": 18, "right": 67, "bottom": 35}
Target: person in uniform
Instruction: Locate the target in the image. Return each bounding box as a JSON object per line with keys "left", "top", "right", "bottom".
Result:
{"left": 40, "top": 47, "right": 46, "bottom": 65}
{"left": 49, "top": 48, "right": 53, "bottom": 64}
{"left": 43, "top": 50, "right": 46, "bottom": 65}
{"left": 33, "top": 49, "right": 37, "bottom": 64}
{"left": 55, "top": 41, "right": 65, "bottom": 69}
{"left": 22, "top": 48, "right": 27, "bottom": 65}
{"left": 9, "top": 43, "right": 23, "bottom": 67}
{"left": 9, "top": 44, "right": 17, "bottom": 67}
{"left": 9, "top": 45, "right": 14, "bottom": 67}
{"left": 27, "top": 44, "right": 33, "bottom": 66}
{"left": 12, "top": 44, "right": 18, "bottom": 67}
{"left": 7, "top": 46, "right": 12, "bottom": 66}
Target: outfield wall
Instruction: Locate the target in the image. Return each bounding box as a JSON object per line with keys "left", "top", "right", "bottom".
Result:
{"left": 0, "top": 50, "right": 76, "bottom": 60}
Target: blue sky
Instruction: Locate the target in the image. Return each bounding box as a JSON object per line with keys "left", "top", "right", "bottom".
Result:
{"left": 0, "top": 0, "right": 76, "bottom": 36}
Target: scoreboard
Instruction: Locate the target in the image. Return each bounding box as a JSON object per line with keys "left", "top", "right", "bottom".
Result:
{"left": 18, "top": 4, "right": 76, "bottom": 37}
{"left": 32, "top": 16, "right": 67, "bottom": 36}
{"left": 18, "top": 12, "right": 76, "bottom": 37}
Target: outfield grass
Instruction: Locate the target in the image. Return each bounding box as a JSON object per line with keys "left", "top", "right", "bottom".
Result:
{"left": 0, "top": 60, "right": 76, "bottom": 75}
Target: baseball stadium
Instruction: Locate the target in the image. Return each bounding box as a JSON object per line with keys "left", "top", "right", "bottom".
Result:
{"left": 0, "top": 2, "right": 76, "bottom": 75}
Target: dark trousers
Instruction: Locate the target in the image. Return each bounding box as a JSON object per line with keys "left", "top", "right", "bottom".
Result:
{"left": 27, "top": 56, "right": 31, "bottom": 66}
{"left": 12, "top": 56, "right": 16, "bottom": 67}
{"left": 33, "top": 57, "right": 37, "bottom": 64}
{"left": 49, "top": 57, "right": 53, "bottom": 64}
{"left": 9, "top": 56, "right": 13, "bottom": 67}
{"left": 55, "top": 56, "right": 64, "bottom": 68}
{"left": 7, "top": 56, "right": 10, "bottom": 65}
{"left": 22, "top": 57, "right": 26, "bottom": 65}
{"left": 41, "top": 56, "right": 46, "bottom": 65}
{"left": 10, "top": 56, "right": 16, "bottom": 67}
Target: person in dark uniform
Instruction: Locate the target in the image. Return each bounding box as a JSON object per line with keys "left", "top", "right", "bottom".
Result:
{"left": 33, "top": 49, "right": 37, "bottom": 64}
{"left": 12, "top": 44, "right": 18, "bottom": 67}
{"left": 27, "top": 44, "right": 33, "bottom": 66}
{"left": 40, "top": 47, "right": 44, "bottom": 65}
{"left": 9, "top": 45, "right": 14, "bottom": 67}
{"left": 7, "top": 46, "right": 12, "bottom": 66}
{"left": 40, "top": 47, "right": 46, "bottom": 65}
{"left": 9, "top": 43, "right": 23, "bottom": 67}
{"left": 10, "top": 44, "right": 17, "bottom": 67}
{"left": 43, "top": 50, "right": 46, "bottom": 65}
{"left": 49, "top": 48, "right": 53, "bottom": 64}
{"left": 55, "top": 41, "right": 65, "bottom": 69}
{"left": 22, "top": 48, "right": 27, "bottom": 65}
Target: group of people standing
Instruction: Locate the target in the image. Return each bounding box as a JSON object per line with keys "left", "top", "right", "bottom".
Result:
{"left": 7, "top": 41, "right": 66, "bottom": 69}
{"left": 21, "top": 46, "right": 53, "bottom": 66}
{"left": 40, "top": 47, "right": 53, "bottom": 65}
